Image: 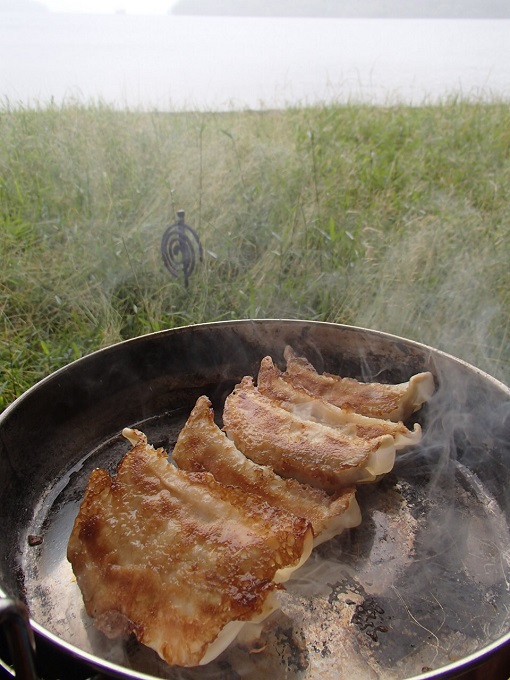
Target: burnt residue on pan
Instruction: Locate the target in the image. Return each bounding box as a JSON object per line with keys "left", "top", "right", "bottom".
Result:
{"left": 20, "top": 409, "right": 510, "bottom": 680}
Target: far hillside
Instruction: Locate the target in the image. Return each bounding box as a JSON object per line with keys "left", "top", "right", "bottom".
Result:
{"left": 171, "top": 0, "right": 510, "bottom": 18}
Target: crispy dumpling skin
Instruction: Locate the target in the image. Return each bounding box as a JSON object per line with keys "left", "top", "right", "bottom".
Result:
{"left": 282, "top": 346, "right": 435, "bottom": 422}
{"left": 222, "top": 376, "right": 398, "bottom": 492}
{"left": 173, "top": 395, "right": 361, "bottom": 546}
{"left": 257, "top": 356, "right": 422, "bottom": 450}
{"left": 67, "top": 429, "right": 313, "bottom": 668}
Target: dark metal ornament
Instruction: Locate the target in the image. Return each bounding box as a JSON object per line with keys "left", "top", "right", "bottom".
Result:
{"left": 161, "top": 210, "right": 203, "bottom": 288}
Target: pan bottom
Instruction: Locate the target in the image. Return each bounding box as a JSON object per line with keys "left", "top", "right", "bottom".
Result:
{"left": 18, "top": 407, "right": 510, "bottom": 680}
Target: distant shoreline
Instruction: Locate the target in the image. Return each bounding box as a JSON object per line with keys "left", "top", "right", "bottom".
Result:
{"left": 171, "top": 0, "right": 510, "bottom": 19}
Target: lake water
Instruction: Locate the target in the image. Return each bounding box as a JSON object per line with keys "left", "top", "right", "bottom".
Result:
{"left": 1, "top": 12, "right": 509, "bottom": 110}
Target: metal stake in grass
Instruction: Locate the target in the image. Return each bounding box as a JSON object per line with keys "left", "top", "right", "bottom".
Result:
{"left": 161, "top": 210, "right": 203, "bottom": 288}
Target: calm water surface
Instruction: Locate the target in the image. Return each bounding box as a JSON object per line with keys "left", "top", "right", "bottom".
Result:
{"left": 1, "top": 12, "right": 509, "bottom": 109}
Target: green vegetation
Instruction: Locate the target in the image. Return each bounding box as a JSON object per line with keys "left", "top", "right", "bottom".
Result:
{"left": 1, "top": 98, "right": 509, "bottom": 410}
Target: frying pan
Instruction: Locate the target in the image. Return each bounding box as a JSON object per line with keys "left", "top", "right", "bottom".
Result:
{"left": 1, "top": 320, "right": 510, "bottom": 680}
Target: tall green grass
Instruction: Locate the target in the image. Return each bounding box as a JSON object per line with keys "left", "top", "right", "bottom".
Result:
{"left": 1, "top": 99, "right": 509, "bottom": 410}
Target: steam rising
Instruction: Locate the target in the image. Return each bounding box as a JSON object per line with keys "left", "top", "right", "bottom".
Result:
{"left": 326, "top": 204, "right": 510, "bottom": 389}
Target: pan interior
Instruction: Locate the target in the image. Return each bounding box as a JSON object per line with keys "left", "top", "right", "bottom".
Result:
{"left": 19, "top": 402, "right": 510, "bottom": 680}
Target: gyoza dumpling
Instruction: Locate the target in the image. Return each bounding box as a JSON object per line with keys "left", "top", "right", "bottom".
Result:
{"left": 283, "top": 346, "right": 435, "bottom": 422}
{"left": 257, "top": 356, "right": 422, "bottom": 451}
{"left": 67, "top": 429, "right": 313, "bottom": 668}
{"left": 222, "top": 376, "right": 398, "bottom": 492}
{"left": 173, "top": 395, "right": 361, "bottom": 546}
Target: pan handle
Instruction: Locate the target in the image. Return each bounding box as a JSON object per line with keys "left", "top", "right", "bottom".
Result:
{"left": 0, "top": 598, "right": 38, "bottom": 680}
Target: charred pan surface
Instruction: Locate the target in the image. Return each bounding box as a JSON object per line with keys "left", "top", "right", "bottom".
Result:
{"left": 23, "top": 408, "right": 510, "bottom": 680}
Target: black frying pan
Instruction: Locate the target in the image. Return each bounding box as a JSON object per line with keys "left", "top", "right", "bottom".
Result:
{"left": 1, "top": 320, "right": 510, "bottom": 680}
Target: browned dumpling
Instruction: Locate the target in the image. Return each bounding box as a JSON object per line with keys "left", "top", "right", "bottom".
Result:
{"left": 67, "top": 429, "right": 313, "bottom": 668}
{"left": 173, "top": 395, "right": 361, "bottom": 546}
{"left": 222, "top": 376, "right": 398, "bottom": 492}
{"left": 283, "top": 346, "right": 435, "bottom": 422}
{"left": 257, "top": 355, "right": 422, "bottom": 450}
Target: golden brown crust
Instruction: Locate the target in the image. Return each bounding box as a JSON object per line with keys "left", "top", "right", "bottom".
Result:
{"left": 283, "top": 346, "right": 434, "bottom": 421}
{"left": 257, "top": 356, "right": 421, "bottom": 444}
{"left": 222, "top": 376, "right": 392, "bottom": 491}
{"left": 67, "top": 431, "right": 312, "bottom": 667}
{"left": 173, "top": 395, "right": 359, "bottom": 542}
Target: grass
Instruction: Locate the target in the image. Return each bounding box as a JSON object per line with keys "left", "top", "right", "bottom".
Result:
{"left": 1, "top": 98, "right": 509, "bottom": 411}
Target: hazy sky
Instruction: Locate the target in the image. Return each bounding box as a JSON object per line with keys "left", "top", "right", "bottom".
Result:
{"left": 40, "top": 0, "right": 178, "bottom": 12}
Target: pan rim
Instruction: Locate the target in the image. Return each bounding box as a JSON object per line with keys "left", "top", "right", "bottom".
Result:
{"left": 1, "top": 319, "right": 509, "bottom": 425}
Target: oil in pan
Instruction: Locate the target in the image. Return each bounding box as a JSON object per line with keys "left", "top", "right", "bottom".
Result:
{"left": 20, "top": 409, "right": 510, "bottom": 680}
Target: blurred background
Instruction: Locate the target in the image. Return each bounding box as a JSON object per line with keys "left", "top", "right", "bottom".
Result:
{"left": 2, "top": 0, "right": 509, "bottom": 109}
{"left": 1, "top": 0, "right": 509, "bottom": 409}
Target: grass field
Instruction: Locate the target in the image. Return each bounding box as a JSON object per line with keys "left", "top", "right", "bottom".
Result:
{"left": 1, "top": 99, "right": 509, "bottom": 410}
